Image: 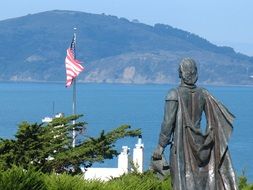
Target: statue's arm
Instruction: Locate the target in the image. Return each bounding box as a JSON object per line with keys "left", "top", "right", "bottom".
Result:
{"left": 153, "top": 89, "right": 178, "bottom": 159}
{"left": 159, "top": 99, "right": 178, "bottom": 147}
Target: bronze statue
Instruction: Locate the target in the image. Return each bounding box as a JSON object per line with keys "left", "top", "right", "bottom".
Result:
{"left": 152, "top": 58, "right": 238, "bottom": 190}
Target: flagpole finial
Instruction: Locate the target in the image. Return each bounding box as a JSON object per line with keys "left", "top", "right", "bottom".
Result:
{"left": 73, "top": 28, "right": 77, "bottom": 36}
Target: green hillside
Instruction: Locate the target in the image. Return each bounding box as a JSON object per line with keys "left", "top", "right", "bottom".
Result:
{"left": 0, "top": 10, "right": 252, "bottom": 85}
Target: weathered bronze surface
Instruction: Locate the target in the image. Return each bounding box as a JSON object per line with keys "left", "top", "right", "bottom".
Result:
{"left": 152, "top": 58, "right": 238, "bottom": 190}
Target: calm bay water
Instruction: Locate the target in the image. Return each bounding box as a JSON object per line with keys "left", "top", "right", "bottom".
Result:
{"left": 0, "top": 82, "right": 252, "bottom": 181}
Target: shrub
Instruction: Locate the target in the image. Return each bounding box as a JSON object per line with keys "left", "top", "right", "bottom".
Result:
{"left": 104, "top": 171, "right": 172, "bottom": 190}
{"left": 0, "top": 166, "right": 252, "bottom": 190}
{"left": 44, "top": 173, "right": 87, "bottom": 190}
{"left": 0, "top": 166, "right": 45, "bottom": 190}
{"left": 239, "top": 175, "right": 253, "bottom": 190}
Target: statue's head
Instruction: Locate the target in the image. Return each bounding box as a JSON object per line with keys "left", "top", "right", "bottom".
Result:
{"left": 178, "top": 58, "right": 198, "bottom": 85}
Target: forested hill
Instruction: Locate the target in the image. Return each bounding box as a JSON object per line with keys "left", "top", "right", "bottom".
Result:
{"left": 0, "top": 10, "right": 253, "bottom": 85}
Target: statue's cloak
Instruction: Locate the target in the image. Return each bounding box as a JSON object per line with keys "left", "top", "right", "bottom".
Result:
{"left": 170, "top": 89, "right": 238, "bottom": 190}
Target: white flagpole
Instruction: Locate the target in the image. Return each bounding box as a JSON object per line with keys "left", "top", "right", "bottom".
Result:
{"left": 72, "top": 78, "right": 76, "bottom": 147}
{"left": 72, "top": 28, "right": 77, "bottom": 148}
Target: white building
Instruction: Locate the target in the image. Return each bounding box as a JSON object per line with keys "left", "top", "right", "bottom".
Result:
{"left": 84, "top": 136, "right": 144, "bottom": 181}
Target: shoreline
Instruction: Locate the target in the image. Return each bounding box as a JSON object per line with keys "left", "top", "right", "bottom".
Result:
{"left": 1, "top": 80, "right": 253, "bottom": 88}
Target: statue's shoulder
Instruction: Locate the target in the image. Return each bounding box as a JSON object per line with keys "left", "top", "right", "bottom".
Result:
{"left": 198, "top": 87, "right": 212, "bottom": 98}
{"left": 197, "top": 87, "right": 208, "bottom": 94}
{"left": 165, "top": 88, "right": 178, "bottom": 101}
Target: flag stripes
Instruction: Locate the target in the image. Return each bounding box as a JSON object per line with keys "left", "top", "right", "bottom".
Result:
{"left": 65, "top": 46, "right": 84, "bottom": 87}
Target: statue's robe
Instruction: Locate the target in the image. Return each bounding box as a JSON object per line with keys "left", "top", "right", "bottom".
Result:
{"left": 158, "top": 85, "right": 238, "bottom": 190}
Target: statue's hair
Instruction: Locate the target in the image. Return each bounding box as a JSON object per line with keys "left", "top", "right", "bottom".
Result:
{"left": 178, "top": 58, "right": 198, "bottom": 85}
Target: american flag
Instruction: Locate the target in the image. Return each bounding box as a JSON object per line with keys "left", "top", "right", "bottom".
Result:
{"left": 65, "top": 34, "right": 84, "bottom": 87}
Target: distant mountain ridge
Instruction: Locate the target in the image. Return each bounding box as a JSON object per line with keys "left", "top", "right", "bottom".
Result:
{"left": 0, "top": 10, "right": 252, "bottom": 85}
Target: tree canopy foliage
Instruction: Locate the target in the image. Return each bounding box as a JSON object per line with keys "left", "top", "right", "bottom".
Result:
{"left": 0, "top": 115, "right": 141, "bottom": 174}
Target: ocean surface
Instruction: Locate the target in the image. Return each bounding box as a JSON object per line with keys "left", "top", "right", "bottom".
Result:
{"left": 0, "top": 82, "right": 252, "bottom": 181}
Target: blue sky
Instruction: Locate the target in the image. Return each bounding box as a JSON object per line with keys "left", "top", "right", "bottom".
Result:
{"left": 1, "top": 0, "right": 253, "bottom": 56}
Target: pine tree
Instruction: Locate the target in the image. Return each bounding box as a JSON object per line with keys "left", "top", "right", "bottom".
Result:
{"left": 0, "top": 115, "right": 141, "bottom": 174}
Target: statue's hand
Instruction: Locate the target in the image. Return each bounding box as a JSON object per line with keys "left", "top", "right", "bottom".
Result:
{"left": 152, "top": 145, "right": 164, "bottom": 160}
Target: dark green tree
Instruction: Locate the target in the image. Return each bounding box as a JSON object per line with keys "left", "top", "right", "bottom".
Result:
{"left": 0, "top": 115, "right": 141, "bottom": 174}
